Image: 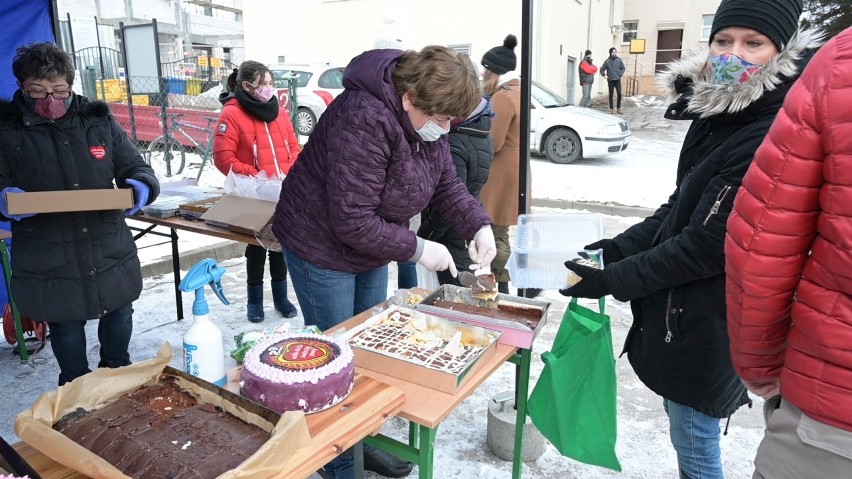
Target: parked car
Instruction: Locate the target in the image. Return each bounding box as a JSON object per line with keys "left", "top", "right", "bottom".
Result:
{"left": 270, "top": 63, "right": 345, "bottom": 136}
{"left": 530, "top": 81, "right": 631, "bottom": 164}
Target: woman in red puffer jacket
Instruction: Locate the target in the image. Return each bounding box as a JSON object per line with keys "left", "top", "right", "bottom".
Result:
{"left": 213, "top": 60, "right": 301, "bottom": 322}
{"left": 726, "top": 27, "right": 852, "bottom": 478}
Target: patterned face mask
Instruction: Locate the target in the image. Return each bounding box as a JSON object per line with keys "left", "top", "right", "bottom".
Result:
{"left": 707, "top": 53, "right": 767, "bottom": 85}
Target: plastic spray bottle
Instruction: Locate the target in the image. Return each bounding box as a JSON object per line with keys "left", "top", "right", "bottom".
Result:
{"left": 179, "top": 258, "right": 230, "bottom": 386}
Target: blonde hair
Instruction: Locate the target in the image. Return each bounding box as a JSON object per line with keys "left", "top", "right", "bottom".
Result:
{"left": 481, "top": 69, "right": 501, "bottom": 97}
{"left": 393, "top": 45, "right": 481, "bottom": 117}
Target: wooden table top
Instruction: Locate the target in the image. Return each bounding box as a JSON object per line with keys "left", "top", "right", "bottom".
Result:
{"left": 327, "top": 306, "right": 519, "bottom": 429}
{"left": 12, "top": 374, "right": 404, "bottom": 479}
{"left": 130, "top": 214, "right": 260, "bottom": 246}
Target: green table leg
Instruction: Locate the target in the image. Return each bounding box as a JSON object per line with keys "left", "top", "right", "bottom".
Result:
{"left": 511, "top": 348, "right": 532, "bottom": 479}
{"left": 0, "top": 240, "right": 27, "bottom": 362}
{"left": 409, "top": 421, "right": 419, "bottom": 448}
{"left": 417, "top": 424, "right": 436, "bottom": 479}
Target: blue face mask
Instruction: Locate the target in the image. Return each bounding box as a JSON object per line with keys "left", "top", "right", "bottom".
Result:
{"left": 707, "top": 53, "right": 767, "bottom": 85}
{"left": 416, "top": 120, "right": 449, "bottom": 142}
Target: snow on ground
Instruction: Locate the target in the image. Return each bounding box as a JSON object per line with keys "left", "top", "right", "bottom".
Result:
{"left": 0, "top": 104, "right": 768, "bottom": 478}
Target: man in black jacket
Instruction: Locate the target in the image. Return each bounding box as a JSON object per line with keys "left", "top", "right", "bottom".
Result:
{"left": 600, "top": 47, "right": 626, "bottom": 114}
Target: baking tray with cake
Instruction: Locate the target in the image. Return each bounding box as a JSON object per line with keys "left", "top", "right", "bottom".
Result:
{"left": 14, "top": 344, "right": 310, "bottom": 479}
{"left": 414, "top": 284, "right": 551, "bottom": 349}
{"left": 342, "top": 305, "right": 501, "bottom": 394}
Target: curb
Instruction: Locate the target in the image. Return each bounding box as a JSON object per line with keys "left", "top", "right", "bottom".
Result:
{"left": 141, "top": 240, "right": 245, "bottom": 279}
{"left": 532, "top": 198, "right": 654, "bottom": 218}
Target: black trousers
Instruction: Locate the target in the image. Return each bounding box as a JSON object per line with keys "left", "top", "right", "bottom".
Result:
{"left": 607, "top": 78, "right": 623, "bottom": 109}
{"left": 245, "top": 243, "right": 287, "bottom": 285}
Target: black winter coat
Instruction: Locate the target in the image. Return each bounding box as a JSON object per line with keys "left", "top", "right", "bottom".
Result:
{"left": 600, "top": 29, "right": 820, "bottom": 418}
{"left": 418, "top": 105, "right": 494, "bottom": 280}
{"left": 0, "top": 93, "right": 160, "bottom": 322}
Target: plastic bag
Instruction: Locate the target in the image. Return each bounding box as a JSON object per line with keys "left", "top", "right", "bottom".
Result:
{"left": 224, "top": 168, "right": 282, "bottom": 202}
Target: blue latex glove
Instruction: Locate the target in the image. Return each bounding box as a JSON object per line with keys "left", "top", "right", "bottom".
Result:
{"left": 0, "top": 187, "right": 36, "bottom": 221}
{"left": 125, "top": 178, "right": 150, "bottom": 216}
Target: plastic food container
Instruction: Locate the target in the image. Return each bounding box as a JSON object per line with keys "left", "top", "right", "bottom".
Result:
{"left": 507, "top": 213, "right": 603, "bottom": 289}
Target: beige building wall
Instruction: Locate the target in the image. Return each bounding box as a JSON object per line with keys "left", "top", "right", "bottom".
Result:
{"left": 620, "top": 0, "right": 721, "bottom": 95}
{"left": 244, "top": 0, "right": 625, "bottom": 106}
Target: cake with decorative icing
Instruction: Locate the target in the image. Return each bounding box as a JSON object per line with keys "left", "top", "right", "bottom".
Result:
{"left": 240, "top": 333, "right": 354, "bottom": 414}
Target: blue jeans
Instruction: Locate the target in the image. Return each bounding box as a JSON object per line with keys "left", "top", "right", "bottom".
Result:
{"left": 664, "top": 399, "right": 724, "bottom": 479}
{"left": 396, "top": 261, "right": 418, "bottom": 289}
{"left": 47, "top": 304, "right": 134, "bottom": 386}
{"left": 283, "top": 248, "right": 388, "bottom": 478}
{"left": 580, "top": 83, "right": 593, "bottom": 107}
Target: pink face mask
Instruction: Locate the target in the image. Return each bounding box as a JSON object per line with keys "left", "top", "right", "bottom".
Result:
{"left": 33, "top": 95, "right": 69, "bottom": 120}
{"left": 252, "top": 86, "right": 275, "bottom": 102}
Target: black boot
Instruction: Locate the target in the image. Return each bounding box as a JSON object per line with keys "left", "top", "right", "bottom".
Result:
{"left": 497, "top": 281, "right": 510, "bottom": 295}
{"left": 364, "top": 448, "right": 413, "bottom": 478}
{"left": 247, "top": 284, "right": 264, "bottom": 323}
{"left": 520, "top": 288, "right": 542, "bottom": 298}
{"left": 271, "top": 280, "right": 298, "bottom": 318}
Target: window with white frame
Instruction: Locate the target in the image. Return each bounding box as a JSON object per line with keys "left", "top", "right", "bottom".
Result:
{"left": 621, "top": 21, "right": 638, "bottom": 44}
{"left": 449, "top": 44, "right": 472, "bottom": 56}
{"left": 701, "top": 15, "right": 714, "bottom": 41}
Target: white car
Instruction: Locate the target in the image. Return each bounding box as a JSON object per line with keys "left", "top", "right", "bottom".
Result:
{"left": 270, "top": 63, "right": 345, "bottom": 136}
{"left": 530, "top": 81, "right": 631, "bottom": 164}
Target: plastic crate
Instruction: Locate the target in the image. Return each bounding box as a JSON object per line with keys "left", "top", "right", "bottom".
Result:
{"left": 507, "top": 213, "right": 603, "bottom": 289}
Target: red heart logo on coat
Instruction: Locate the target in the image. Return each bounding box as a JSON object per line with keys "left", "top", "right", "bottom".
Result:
{"left": 89, "top": 146, "right": 106, "bottom": 160}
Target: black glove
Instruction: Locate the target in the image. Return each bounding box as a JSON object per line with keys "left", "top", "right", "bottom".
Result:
{"left": 559, "top": 259, "right": 608, "bottom": 299}
{"left": 584, "top": 239, "right": 624, "bottom": 265}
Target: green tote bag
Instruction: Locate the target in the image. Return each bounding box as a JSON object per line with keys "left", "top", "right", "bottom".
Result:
{"left": 527, "top": 297, "right": 622, "bottom": 471}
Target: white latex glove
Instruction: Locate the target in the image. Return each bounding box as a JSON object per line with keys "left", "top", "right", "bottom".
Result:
{"left": 418, "top": 240, "right": 458, "bottom": 277}
{"left": 468, "top": 225, "right": 497, "bottom": 266}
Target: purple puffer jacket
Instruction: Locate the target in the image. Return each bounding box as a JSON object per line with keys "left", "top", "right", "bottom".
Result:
{"left": 272, "top": 49, "right": 492, "bottom": 273}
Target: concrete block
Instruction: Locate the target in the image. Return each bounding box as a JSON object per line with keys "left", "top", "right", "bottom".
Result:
{"left": 486, "top": 390, "right": 546, "bottom": 462}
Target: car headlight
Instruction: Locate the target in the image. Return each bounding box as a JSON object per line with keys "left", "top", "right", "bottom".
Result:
{"left": 596, "top": 123, "right": 622, "bottom": 135}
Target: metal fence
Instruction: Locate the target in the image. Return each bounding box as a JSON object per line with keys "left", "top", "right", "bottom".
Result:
{"left": 72, "top": 47, "right": 298, "bottom": 181}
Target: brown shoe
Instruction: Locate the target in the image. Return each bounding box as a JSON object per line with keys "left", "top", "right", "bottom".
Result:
{"left": 617, "top": 108, "right": 624, "bottom": 114}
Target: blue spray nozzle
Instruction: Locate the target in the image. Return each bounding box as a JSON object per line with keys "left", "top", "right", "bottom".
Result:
{"left": 178, "top": 258, "right": 230, "bottom": 316}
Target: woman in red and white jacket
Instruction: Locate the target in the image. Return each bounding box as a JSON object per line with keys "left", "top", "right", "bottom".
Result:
{"left": 726, "top": 27, "right": 852, "bottom": 478}
{"left": 213, "top": 60, "right": 301, "bottom": 322}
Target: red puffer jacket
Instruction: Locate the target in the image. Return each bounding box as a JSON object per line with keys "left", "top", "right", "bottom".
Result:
{"left": 726, "top": 28, "right": 852, "bottom": 432}
{"left": 212, "top": 98, "right": 300, "bottom": 177}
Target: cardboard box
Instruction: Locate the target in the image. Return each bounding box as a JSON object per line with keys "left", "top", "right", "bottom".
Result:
{"left": 200, "top": 194, "right": 276, "bottom": 234}
{"left": 6, "top": 189, "right": 134, "bottom": 215}
{"left": 346, "top": 306, "right": 500, "bottom": 394}
{"left": 178, "top": 196, "right": 223, "bottom": 220}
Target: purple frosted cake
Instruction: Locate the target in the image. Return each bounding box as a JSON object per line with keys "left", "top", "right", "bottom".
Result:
{"left": 240, "top": 333, "right": 354, "bottom": 414}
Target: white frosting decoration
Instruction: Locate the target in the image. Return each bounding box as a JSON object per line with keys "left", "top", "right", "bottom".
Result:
{"left": 243, "top": 332, "right": 354, "bottom": 384}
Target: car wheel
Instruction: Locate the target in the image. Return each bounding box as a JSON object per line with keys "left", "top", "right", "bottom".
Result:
{"left": 544, "top": 127, "right": 582, "bottom": 164}
{"left": 296, "top": 107, "right": 317, "bottom": 136}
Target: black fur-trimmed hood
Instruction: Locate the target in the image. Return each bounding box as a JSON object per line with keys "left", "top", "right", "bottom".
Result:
{"left": 0, "top": 92, "right": 110, "bottom": 122}
{"left": 658, "top": 27, "right": 824, "bottom": 119}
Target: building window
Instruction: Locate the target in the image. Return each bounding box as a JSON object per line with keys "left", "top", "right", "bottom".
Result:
{"left": 449, "top": 44, "right": 472, "bottom": 55}
{"left": 621, "top": 21, "right": 638, "bottom": 44}
{"left": 701, "top": 15, "right": 714, "bottom": 41}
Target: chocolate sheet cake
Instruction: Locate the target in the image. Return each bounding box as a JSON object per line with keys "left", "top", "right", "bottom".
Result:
{"left": 431, "top": 299, "right": 543, "bottom": 328}
{"left": 53, "top": 377, "right": 270, "bottom": 479}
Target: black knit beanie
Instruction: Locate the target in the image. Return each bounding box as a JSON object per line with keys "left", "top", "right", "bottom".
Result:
{"left": 482, "top": 34, "right": 517, "bottom": 75}
{"left": 710, "top": 0, "right": 803, "bottom": 50}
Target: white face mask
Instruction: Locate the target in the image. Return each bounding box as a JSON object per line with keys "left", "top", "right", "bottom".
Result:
{"left": 416, "top": 119, "right": 449, "bottom": 142}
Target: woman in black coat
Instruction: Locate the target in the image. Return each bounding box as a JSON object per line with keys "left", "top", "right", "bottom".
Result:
{"left": 417, "top": 97, "right": 494, "bottom": 285}
{"left": 0, "top": 43, "right": 159, "bottom": 385}
{"left": 559, "top": 0, "right": 822, "bottom": 476}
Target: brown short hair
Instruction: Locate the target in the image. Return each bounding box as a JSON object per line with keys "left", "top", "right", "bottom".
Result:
{"left": 12, "top": 42, "right": 75, "bottom": 85}
{"left": 393, "top": 45, "right": 481, "bottom": 118}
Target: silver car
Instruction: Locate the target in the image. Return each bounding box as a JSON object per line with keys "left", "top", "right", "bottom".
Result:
{"left": 271, "top": 63, "right": 345, "bottom": 136}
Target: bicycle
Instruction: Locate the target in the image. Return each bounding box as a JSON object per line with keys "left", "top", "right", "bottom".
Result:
{"left": 147, "top": 112, "right": 219, "bottom": 179}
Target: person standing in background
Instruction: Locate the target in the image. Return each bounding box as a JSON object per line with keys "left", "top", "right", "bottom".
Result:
{"left": 213, "top": 60, "right": 300, "bottom": 323}
{"left": 0, "top": 42, "right": 160, "bottom": 385}
{"left": 600, "top": 47, "right": 626, "bottom": 114}
{"left": 578, "top": 50, "right": 597, "bottom": 107}
{"left": 480, "top": 34, "right": 521, "bottom": 295}
{"left": 559, "top": 0, "right": 821, "bottom": 476}
{"left": 418, "top": 96, "right": 494, "bottom": 285}
{"left": 726, "top": 27, "right": 850, "bottom": 479}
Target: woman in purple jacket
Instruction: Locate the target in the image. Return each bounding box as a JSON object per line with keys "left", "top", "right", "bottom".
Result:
{"left": 271, "top": 45, "right": 496, "bottom": 479}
